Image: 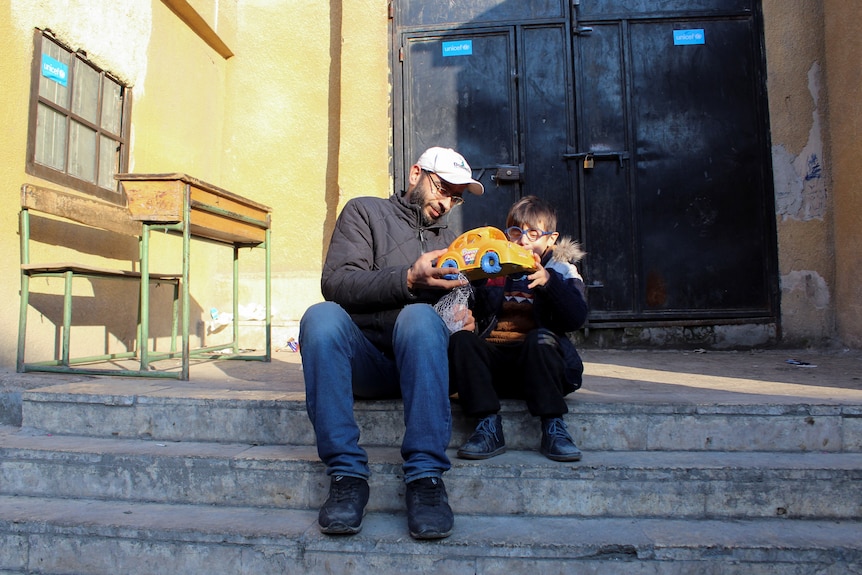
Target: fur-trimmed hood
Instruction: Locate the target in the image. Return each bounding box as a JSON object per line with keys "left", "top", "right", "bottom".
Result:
{"left": 548, "top": 236, "right": 586, "bottom": 264}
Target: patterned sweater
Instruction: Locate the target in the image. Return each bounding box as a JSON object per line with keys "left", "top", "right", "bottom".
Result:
{"left": 471, "top": 236, "right": 589, "bottom": 392}
{"left": 484, "top": 237, "right": 587, "bottom": 344}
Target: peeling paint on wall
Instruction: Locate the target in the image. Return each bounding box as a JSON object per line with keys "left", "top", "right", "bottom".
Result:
{"left": 11, "top": 0, "right": 152, "bottom": 90}
{"left": 781, "top": 270, "right": 830, "bottom": 309}
{"left": 773, "top": 62, "right": 828, "bottom": 221}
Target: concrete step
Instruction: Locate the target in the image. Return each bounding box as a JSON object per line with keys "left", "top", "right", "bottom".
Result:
{"left": 3, "top": 350, "right": 862, "bottom": 573}
{"left": 2, "top": 427, "right": 860, "bottom": 520}
{"left": 1, "top": 495, "right": 860, "bottom": 575}
{"left": 19, "top": 380, "right": 862, "bottom": 453}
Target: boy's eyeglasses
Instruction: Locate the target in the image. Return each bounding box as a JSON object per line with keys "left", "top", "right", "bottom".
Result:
{"left": 423, "top": 170, "right": 465, "bottom": 206}
{"left": 506, "top": 226, "right": 555, "bottom": 242}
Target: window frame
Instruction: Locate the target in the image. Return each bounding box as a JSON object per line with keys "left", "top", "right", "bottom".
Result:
{"left": 25, "top": 29, "right": 132, "bottom": 204}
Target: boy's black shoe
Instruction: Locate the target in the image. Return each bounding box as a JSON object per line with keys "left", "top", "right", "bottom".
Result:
{"left": 318, "top": 475, "right": 369, "bottom": 534}
{"left": 540, "top": 417, "right": 583, "bottom": 462}
{"left": 405, "top": 477, "right": 454, "bottom": 540}
{"left": 457, "top": 414, "right": 506, "bottom": 459}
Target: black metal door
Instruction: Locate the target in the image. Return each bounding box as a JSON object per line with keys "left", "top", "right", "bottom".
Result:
{"left": 393, "top": 0, "right": 777, "bottom": 323}
{"left": 573, "top": 0, "right": 776, "bottom": 321}
{"left": 394, "top": 1, "right": 577, "bottom": 237}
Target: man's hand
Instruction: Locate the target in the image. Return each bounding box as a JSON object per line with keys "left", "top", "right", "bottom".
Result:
{"left": 407, "top": 249, "right": 468, "bottom": 292}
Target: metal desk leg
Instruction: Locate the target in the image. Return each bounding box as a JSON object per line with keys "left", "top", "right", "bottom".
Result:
{"left": 266, "top": 227, "right": 272, "bottom": 361}
{"left": 61, "top": 270, "right": 73, "bottom": 366}
{"left": 232, "top": 244, "right": 240, "bottom": 354}
{"left": 139, "top": 223, "right": 151, "bottom": 371}
{"left": 17, "top": 210, "right": 31, "bottom": 373}
{"left": 181, "top": 184, "right": 192, "bottom": 381}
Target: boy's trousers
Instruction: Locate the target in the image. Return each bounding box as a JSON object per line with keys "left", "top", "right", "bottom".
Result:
{"left": 448, "top": 328, "right": 569, "bottom": 418}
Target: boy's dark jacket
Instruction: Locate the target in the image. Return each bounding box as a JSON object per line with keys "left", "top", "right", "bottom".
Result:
{"left": 471, "top": 237, "right": 589, "bottom": 393}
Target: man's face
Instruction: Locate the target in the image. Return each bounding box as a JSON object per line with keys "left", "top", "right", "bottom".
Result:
{"left": 407, "top": 167, "right": 466, "bottom": 226}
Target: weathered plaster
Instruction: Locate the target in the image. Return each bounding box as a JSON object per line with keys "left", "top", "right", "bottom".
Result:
{"left": 780, "top": 269, "right": 833, "bottom": 345}
{"left": 763, "top": 0, "right": 838, "bottom": 346}
{"left": 10, "top": 0, "right": 152, "bottom": 90}
{"left": 773, "top": 63, "right": 828, "bottom": 222}
{"left": 781, "top": 270, "right": 831, "bottom": 310}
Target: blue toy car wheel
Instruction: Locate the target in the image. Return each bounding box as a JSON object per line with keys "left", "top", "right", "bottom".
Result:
{"left": 480, "top": 251, "right": 502, "bottom": 275}
{"left": 441, "top": 258, "right": 460, "bottom": 280}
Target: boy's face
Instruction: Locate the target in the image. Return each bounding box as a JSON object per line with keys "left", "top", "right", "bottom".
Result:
{"left": 510, "top": 219, "right": 559, "bottom": 258}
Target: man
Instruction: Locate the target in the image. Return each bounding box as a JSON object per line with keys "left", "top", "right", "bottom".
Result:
{"left": 299, "top": 147, "right": 483, "bottom": 540}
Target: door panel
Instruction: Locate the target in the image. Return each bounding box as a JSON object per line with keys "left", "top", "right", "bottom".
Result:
{"left": 403, "top": 30, "right": 518, "bottom": 232}
{"left": 521, "top": 25, "right": 578, "bottom": 239}
{"left": 402, "top": 22, "right": 575, "bottom": 235}
{"left": 574, "top": 8, "right": 775, "bottom": 320}
{"left": 573, "top": 22, "right": 635, "bottom": 314}
{"left": 630, "top": 18, "right": 771, "bottom": 315}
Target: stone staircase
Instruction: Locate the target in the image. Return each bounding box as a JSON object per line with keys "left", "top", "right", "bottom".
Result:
{"left": 1, "top": 350, "right": 861, "bottom": 574}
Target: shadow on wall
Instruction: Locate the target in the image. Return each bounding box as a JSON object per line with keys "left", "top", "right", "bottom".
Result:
{"left": 321, "top": 0, "right": 343, "bottom": 265}
{"left": 19, "top": 215, "right": 205, "bottom": 360}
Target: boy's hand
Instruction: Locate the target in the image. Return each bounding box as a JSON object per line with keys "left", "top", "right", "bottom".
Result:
{"left": 407, "top": 249, "right": 468, "bottom": 292}
{"left": 526, "top": 253, "right": 551, "bottom": 289}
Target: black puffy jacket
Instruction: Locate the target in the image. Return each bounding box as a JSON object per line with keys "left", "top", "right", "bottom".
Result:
{"left": 471, "top": 238, "right": 589, "bottom": 393}
{"left": 321, "top": 192, "right": 456, "bottom": 354}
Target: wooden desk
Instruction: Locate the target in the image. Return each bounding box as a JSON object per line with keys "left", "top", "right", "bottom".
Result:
{"left": 116, "top": 173, "right": 272, "bottom": 380}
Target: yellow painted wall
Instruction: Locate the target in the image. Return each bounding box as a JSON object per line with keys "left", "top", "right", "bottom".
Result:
{"left": 0, "top": 0, "right": 391, "bottom": 367}
{"left": 761, "top": 0, "right": 860, "bottom": 347}
{"left": 220, "top": 0, "right": 392, "bottom": 324}
{"left": 1, "top": 0, "right": 167, "bottom": 365}
{"left": 823, "top": 1, "right": 862, "bottom": 348}
{"left": 0, "top": 4, "right": 36, "bottom": 365}
{"left": 125, "top": 0, "right": 234, "bottom": 350}
{"left": 220, "top": 0, "right": 391, "bottom": 325}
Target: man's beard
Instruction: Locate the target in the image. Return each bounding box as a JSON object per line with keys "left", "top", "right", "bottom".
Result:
{"left": 409, "top": 187, "right": 436, "bottom": 227}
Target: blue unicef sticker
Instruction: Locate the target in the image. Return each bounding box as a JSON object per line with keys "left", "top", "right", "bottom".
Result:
{"left": 442, "top": 40, "right": 473, "bottom": 57}
{"left": 674, "top": 29, "right": 705, "bottom": 45}
{"left": 41, "top": 54, "right": 68, "bottom": 86}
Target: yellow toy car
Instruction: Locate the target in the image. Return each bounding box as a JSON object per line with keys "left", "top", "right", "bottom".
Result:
{"left": 437, "top": 226, "right": 538, "bottom": 280}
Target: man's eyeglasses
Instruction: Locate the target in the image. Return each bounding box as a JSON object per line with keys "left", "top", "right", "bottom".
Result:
{"left": 506, "top": 226, "right": 555, "bottom": 242}
{"left": 424, "top": 170, "right": 465, "bottom": 206}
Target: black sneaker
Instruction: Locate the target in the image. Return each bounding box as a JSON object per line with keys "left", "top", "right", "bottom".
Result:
{"left": 318, "top": 475, "right": 369, "bottom": 535}
{"left": 457, "top": 414, "right": 506, "bottom": 459}
{"left": 405, "top": 477, "right": 454, "bottom": 540}
{"left": 540, "top": 417, "right": 582, "bottom": 462}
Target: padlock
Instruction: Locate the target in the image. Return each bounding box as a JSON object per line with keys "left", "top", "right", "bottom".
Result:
{"left": 583, "top": 154, "right": 595, "bottom": 169}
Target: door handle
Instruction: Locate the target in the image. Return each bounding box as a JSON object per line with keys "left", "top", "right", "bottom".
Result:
{"left": 490, "top": 164, "right": 523, "bottom": 183}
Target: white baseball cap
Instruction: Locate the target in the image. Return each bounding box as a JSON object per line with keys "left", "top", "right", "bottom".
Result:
{"left": 416, "top": 147, "right": 484, "bottom": 195}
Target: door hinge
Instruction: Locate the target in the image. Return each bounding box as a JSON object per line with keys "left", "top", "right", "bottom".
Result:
{"left": 388, "top": 2, "right": 394, "bottom": 20}
{"left": 399, "top": 47, "right": 404, "bottom": 62}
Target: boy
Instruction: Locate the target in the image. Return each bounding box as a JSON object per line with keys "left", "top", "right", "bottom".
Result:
{"left": 448, "top": 195, "right": 588, "bottom": 461}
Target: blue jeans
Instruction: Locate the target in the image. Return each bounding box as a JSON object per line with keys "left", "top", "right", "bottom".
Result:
{"left": 299, "top": 301, "right": 452, "bottom": 483}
